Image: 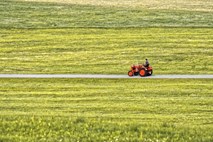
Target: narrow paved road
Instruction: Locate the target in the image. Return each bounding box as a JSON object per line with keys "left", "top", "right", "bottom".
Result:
{"left": 0, "top": 74, "right": 212, "bottom": 78}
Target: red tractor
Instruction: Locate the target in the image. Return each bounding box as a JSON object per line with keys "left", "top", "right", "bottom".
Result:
{"left": 128, "top": 64, "right": 153, "bottom": 77}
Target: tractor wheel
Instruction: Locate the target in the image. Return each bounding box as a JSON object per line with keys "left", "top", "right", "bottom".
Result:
{"left": 128, "top": 71, "right": 134, "bottom": 77}
{"left": 147, "top": 70, "right": 153, "bottom": 76}
{"left": 139, "top": 69, "right": 146, "bottom": 77}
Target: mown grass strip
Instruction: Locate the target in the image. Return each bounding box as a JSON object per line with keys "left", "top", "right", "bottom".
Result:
{"left": 0, "top": 78, "right": 212, "bottom": 141}
{"left": 1, "top": 28, "right": 213, "bottom": 74}
{"left": 1, "top": 0, "right": 213, "bottom": 28}
{"left": 21, "top": 0, "right": 213, "bottom": 12}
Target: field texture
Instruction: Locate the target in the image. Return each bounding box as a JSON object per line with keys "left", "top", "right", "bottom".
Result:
{"left": 1, "top": 28, "right": 213, "bottom": 74}
{"left": 0, "top": 79, "right": 213, "bottom": 141}
{"left": 1, "top": 0, "right": 213, "bottom": 142}
{"left": 22, "top": 0, "right": 213, "bottom": 12}
{"left": 1, "top": 0, "right": 213, "bottom": 28}
{"left": 0, "top": 0, "right": 213, "bottom": 74}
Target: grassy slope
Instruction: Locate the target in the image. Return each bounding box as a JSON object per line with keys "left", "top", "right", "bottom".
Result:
{"left": 1, "top": 28, "right": 213, "bottom": 74}
{"left": 0, "top": 0, "right": 213, "bottom": 142}
{"left": 0, "top": 1, "right": 213, "bottom": 74}
{"left": 0, "top": 79, "right": 213, "bottom": 141}
{"left": 1, "top": 0, "right": 213, "bottom": 28}
{"left": 22, "top": 0, "right": 213, "bottom": 12}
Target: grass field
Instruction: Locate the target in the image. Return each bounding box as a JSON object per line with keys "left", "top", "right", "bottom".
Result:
{"left": 0, "top": 79, "right": 213, "bottom": 141}
{"left": 1, "top": 28, "right": 213, "bottom": 74}
{"left": 1, "top": 0, "right": 213, "bottom": 75}
{"left": 1, "top": 0, "right": 213, "bottom": 141}
{"left": 1, "top": 0, "right": 213, "bottom": 28}
{"left": 22, "top": 0, "right": 213, "bottom": 12}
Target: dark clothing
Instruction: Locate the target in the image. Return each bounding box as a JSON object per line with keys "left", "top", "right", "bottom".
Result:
{"left": 145, "top": 60, "right": 149, "bottom": 67}
{"left": 145, "top": 64, "right": 149, "bottom": 67}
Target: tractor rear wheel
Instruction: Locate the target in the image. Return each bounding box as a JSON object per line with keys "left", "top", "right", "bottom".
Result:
{"left": 128, "top": 71, "right": 134, "bottom": 77}
{"left": 139, "top": 69, "right": 146, "bottom": 77}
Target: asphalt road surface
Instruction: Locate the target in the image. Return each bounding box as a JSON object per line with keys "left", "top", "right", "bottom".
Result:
{"left": 0, "top": 74, "right": 212, "bottom": 79}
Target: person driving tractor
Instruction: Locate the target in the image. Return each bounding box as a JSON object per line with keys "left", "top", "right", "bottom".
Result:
{"left": 128, "top": 59, "right": 153, "bottom": 77}
{"left": 144, "top": 59, "right": 149, "bottom": 67}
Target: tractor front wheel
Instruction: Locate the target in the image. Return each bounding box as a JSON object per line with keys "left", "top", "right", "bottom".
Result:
{"left": 128, "top": 71, "right": 134, "bottom": 77}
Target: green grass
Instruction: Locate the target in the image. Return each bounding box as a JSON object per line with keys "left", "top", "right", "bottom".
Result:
{"left": 19, "top": 0, "right": 213, "bottom": 10}
{"left": 1, "top": 28, "right": 213, "bottom": 74}
{"left": 0, "top": 0, "right": 213, "bottom": 75}
{"left": 1, "top": 0, "right": 213, "bottom": 141}
{"left": 0, "top": 0, "right": 213, "bottom": 74}
{"left": 1, "top": 0, "right": 213, "bottom": 28}
{"left": 20, "top": 0, "right": 213, "bottom": 12}
{"left": 0, "top": 79, "right": 213, "bottom": 141}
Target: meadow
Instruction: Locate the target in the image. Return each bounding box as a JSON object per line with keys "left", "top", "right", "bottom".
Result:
{"left": 1, "top": 28, "right": 213, "bottom": 74}
{"left": 21, "top": 0, "right": 213, "bottom": 12}
{"left": 1, "top": 0, "right": 213, "bottom": 28}
{"left": 1, "top": 0, "right": 213, "bottom": 74}
{"left": 0, "top": 0, "right": 213, "bottom": 141}
{"left": 0, "top": 79, "right": 213, "bottom": 141}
